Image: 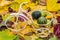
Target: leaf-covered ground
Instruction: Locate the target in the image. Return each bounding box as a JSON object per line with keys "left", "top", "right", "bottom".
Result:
{"left": 0, "top": 0, "right": 58, "bottom": 40}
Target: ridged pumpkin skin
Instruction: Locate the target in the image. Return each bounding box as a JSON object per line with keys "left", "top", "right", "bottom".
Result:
{"left": 37, "top": 17, "right": 47, "bottom": 24}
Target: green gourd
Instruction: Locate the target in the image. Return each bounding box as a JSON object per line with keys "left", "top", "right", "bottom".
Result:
{"left": 32, "top": 11, "right": 41, "bottom": 19}
{"left": 37, "top": 17, "right": 47, "bottom": 24}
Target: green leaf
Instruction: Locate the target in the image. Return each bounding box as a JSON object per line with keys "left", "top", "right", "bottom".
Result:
{"left": 13, "top": 35, "right": 20, "bottom": 40}
{"left": 46, "top": 20, "right": 51, "bottom": 27}
{"left": 2, "top": 14, "right": 10, "bottom": 21}
{"left": 0, "top": 29, "right": 16, "bottom": 40}
{"left": 49, "top": 36, "right": 58, "bottom": 40}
